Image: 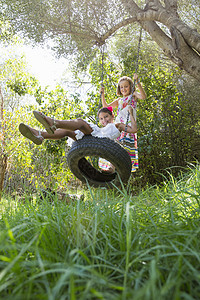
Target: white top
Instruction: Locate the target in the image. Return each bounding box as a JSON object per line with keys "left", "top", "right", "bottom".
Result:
{"left": 115, "top": 104, "right": 136, "bottom": 124}
{"left": 67, "top": 122, "right": 121, "bottom": 146}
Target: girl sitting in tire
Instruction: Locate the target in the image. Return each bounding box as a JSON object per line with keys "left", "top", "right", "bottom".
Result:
{"left": 19, "top": 106, "right": 137, "bottom": 145}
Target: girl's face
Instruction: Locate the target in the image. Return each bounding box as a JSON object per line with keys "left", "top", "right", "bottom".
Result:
{"left": 99, "top": 111, "right": 114, "bottom": 127}
{"left": 119, "top": 80, "right": 131, "bottom": 96}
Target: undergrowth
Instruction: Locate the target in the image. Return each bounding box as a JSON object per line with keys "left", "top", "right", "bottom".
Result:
{"left": 0, "top": 165, "right": 199, "bottom": 300}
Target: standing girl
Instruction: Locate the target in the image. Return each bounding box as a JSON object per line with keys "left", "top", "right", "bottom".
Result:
{"left": 100, "top": 73, "right": 146, "bottom": 172}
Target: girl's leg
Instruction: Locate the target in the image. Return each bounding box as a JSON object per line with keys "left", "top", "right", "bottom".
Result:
{"left": 42, "top": 129, "right": 76, "bottom": 140}
{"left": 19, "top": 123, "right": 76, "bottom": 145}
{"left": 56, "top": 118, "right": 93, "bottom": 135}
{"left": 33, "top": 111, "right": 93, "bottom": 135}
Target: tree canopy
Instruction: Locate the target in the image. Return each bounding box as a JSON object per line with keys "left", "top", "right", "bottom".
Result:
{"left": 1, "top": 0, "right": 200, "bottom": 81}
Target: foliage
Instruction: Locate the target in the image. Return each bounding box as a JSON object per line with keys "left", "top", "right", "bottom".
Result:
{"left": 179, "top": 0, "right": 200, "bottom": 30}
{"left": 3, "top": 30, "right": 200, "bottom": 193}
{"left": 1, "top": 15, "right": 199, "bottom": 193}
{"left": 0, "top": 55, "right": 39, "bottom": 110}
{"left": 0, "top": 19, "right": 14, "bottom": 42}
{"left": 0, "top": 54, "right": 42, "bottom": 198}
{"left": 0, "top": 48, "right": 88, "bottom": 194}
{"left": 0, "top": 165, "right": 199, "bottom": 299}
{"left": 5, "top": 86, "right": 82, "bottom": 194}
{"left": 82, "top": 38, "right": 200, "bottom": 187}
{"left": 84, "top": 52, "right": 119, "bottom": 121}
{"left": 136, "top": 66, "right": 185, "bottom": 181}
{"left": 134, "top": 60, "right": 199, "bottom": 185}
{"left": 1, "top": 0, "right": 125, "bottom": 53}
{"left": 2, "top": 0, "right": 200, "bottom": 81}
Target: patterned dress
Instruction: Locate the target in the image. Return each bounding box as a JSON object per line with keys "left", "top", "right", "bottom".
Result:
{"left": 115, "top": 94, "right": 139, "bottom": 172}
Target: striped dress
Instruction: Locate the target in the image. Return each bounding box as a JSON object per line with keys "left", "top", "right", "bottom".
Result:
{"left": 115, "top": 94, "right": 139, "bottom": 172}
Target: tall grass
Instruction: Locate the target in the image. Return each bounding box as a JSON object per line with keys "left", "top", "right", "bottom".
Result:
{"left": 0, "top": 165, "right": 200, "bottom": 300}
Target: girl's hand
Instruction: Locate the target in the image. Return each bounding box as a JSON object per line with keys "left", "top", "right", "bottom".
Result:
{"left": 133, "top": 73, "right": 139, "bottom": 84}
{"left": 128, "top": 105, "right": 134, "bottom": 115}
{"left": 99, "top": 86, "right": 104, "bottom": 94}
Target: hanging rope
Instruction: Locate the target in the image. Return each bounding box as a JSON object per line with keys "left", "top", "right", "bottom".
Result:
{"left": 96, "top": 44, "right": 105, "bottom": 124}
{"left": 123, "top": 27, "right": 143, "bottom": 140}
{"left": 133, "top": 27, "right": 143, "bottom": 91}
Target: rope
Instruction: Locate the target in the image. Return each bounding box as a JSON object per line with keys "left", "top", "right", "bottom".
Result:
{"left": 123, "top": 27, "right": 143, "bottom": 139}
{"left": 96, "top": 45, "right": 105, "bottom": 124}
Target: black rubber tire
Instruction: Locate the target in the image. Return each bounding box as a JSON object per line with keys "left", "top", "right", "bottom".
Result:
{"left": 67, "top": 135, "right": 132, "bottom": 188}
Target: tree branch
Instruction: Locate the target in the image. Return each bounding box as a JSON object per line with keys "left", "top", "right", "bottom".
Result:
{"left": 39, "top": 19, "right": 102, "bottom": 44}
{"left": 98, "top": 17, "right": 138, "bottom": 44}
{"left": 170, "top": 26, "right": 200, "bottom": 76}
{"left": 164, "top": 0, "right": 178, "bottom": 16}
{"left": 120, "top": 0, "right": 200, "bottom": 56}
{"left": 136, "top": 9, "right": 200, "bottom": 55}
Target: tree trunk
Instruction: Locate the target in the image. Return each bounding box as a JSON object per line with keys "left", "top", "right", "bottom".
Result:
{"left": 121, "top": 0, "right": 200, "bottom": 81}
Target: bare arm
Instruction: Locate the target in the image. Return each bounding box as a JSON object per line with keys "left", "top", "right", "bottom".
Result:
{"left": 115, "top": 122, "right": 137, "bottom": 134}
{"left": 100, "top": 86, "right": 119, "bottom": 108}
{"left": 128, "top": 106, "right": 137, "bottom": 133}
{"left": 115, "top": 106, "right": 137, "bottom": 134}
{"left": 133, "top": 73, "right": 146, "bottom": 100}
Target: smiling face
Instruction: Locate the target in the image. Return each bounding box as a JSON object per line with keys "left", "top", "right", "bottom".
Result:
{"left": 98, "top": 111, "right": 114, "bottom": 127}
{"left": 119, "top": 80, "right": 131, "bottom": 97}
{"left": 116, "top": 76, "right": 134, "bottom": 96}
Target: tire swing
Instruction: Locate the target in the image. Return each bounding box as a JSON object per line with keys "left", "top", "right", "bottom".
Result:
{"left": 67, "top": 135, "right": 132, "bottom": 188}
{"left": 67, "top": 36, "right": 144, "bottom": 188}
